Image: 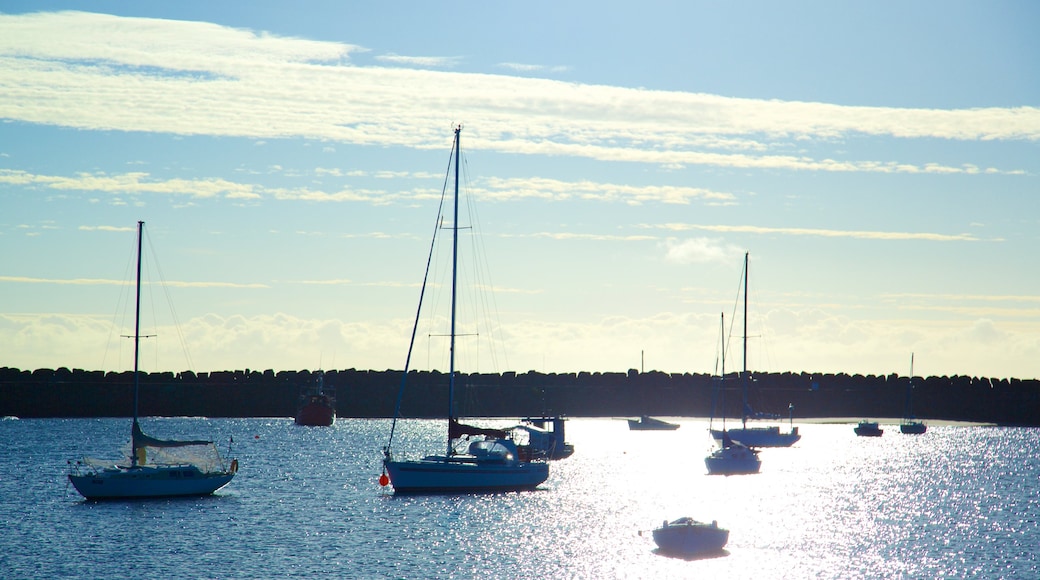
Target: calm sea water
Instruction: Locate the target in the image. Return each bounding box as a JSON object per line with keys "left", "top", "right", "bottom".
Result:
{"left": 2, "top": 417, "right": 1037, "bottom": 579}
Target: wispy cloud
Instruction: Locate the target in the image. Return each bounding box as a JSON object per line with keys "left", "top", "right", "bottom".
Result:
{"left": 0, "top": 275, "right": 267, "bottom": 288}
{"left": 650, "top": 223, "right": 985, "bottom": 242}
{"left": 375, "top": 53, "right": 461, "bottom": 68}
{"left": 0, "top": 168, "right": 741, "bottom": 207}
{"left": 1, "top": 11, "right": 1036, "bottom": 177}
{"left": 497, "top": 62, "right": 570, "bottom": 74}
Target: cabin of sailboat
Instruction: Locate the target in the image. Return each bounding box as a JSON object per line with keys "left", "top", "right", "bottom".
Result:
{"left": 68, "top": 221, "right": 237, "bottom": 500}
{"left": 380, "top": 126, "right": 549, "bottom": 494}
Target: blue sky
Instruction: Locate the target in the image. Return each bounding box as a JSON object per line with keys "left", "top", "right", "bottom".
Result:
{"left": 2, "top": 2, "right": 1038, "bottom": 380}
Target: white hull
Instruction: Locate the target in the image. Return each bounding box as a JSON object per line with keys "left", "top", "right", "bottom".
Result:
{"left": 705, "top": 445, "right": 761, "bottom": 475}
{"left": 709, "top": 426, "right": 799, "bottom": 448}
{"left": 385, "top": 457, "right": 549, "bottom": 493}
{"left": 68, "top": 465, "right": 234, "bottom": 499}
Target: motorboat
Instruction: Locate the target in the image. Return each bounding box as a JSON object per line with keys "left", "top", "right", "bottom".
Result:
{"left": 628, "top": 416, "right": 680, "bottom": 430}
{"left": 295, "top": 371, "right": 335, "bottom": 426}
{"left": 649, "top": 517, "right": 729, "bottom": 556}
{"left": 514, "top": 417, "right": 574, "bottom": 460}
{"left": 854, "top": 420, "right": 884, "bottom": 437}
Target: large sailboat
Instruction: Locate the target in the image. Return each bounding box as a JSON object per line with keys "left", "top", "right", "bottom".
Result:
{"left": 68, "top": 221, "right": 238, "bottom": 500}
{"left": 380, "top": 126, "right": 549, "bottom": 493}
{"left": 709, "top": 252, "right": 800, "bottom": 448}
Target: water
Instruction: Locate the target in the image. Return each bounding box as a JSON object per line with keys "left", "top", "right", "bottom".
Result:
{"left": 2, "top": 417, "right": 1038, "bottom": 579}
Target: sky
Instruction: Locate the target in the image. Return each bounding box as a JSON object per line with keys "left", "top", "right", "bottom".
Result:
{"left": 1, "top": 2, "right": 1038, "bottom": 380}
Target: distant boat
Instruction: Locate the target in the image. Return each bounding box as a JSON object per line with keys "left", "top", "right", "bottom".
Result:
{"left": 708, "top": 252, "right": 799, "bottom": 448}
{"left": 706, "top": 314, "right": 761, "bottom": 475}
{"left": 67, "top": 221, "right": 238, "bottom": 500}
{"left": 379, "top": 126, "right": 549, "bottom": 494}
{"left": 295, "top": 371, "right": 335, "bottom": 427}
{"left": 628, "top": 416, "right": 680, "bottom": 430}
{"left": 854, "top": 420, "right": 884, "bottom": 437}
{"left": 705, "top": 431, "right": 762, "bottom": 475}
{"left": 900, "top": 353, "right": 927, "bottom": 435}
{"left": 514, "top": 417, "right": 574, "bottom": 460}
{"left": 647, "top": 517, "right": 729, "bottom": 556}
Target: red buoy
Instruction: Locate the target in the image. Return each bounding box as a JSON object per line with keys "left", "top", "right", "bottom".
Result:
{"left": 379, "top": 473, "right": 389, "bottom": 487}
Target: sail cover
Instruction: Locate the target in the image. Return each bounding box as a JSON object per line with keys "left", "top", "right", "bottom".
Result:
{"left": 449, "top": 418, "right": 508, "bottom": 440}
{"left": 133, "top": 419, "right": 213, "bottom": 449}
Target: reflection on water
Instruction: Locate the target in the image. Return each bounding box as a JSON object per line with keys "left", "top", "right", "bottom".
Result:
{"left": 1, "top": 418, "right": 1037, "bottom": 578}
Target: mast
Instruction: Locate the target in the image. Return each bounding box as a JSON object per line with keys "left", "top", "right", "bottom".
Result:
{"left": 446, "top": 125, "right": 461, "bottom": 457}
{"left": 131, "top": 220, "right": 144, "bottom": 467}
{"left": 720, "top": 312, "right": 726, "bottom": 430}
{"left": 742, "top": 251, "right": 749, "bottom": 428}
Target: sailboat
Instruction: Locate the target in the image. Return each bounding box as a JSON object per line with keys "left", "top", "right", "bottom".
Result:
{"left": 380, "top": 126, "right": 549, "bottom": 493}
{"left": 706, "top": 313, "right": 761, "bottom": 475}
{"left": 900, "top": 353, "right": 927, "bottom": 434}
{"left": 709, "top": 252, "right": 800, "bottom": 448}
{"left": 68, "top": 221, "right": 238, "bottom": 500}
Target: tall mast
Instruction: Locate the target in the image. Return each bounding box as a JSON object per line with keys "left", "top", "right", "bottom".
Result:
{"left": 742, "top": 251, "right": 748, "bottom": 377}
{"left": 131, "top": 220, "right": 144, "bottom": 467}
{"left": 742, "top": 251, "right": 749, "bottom": 428}
{"left": 447, "top": 126, "right": 460, "bottom": 457}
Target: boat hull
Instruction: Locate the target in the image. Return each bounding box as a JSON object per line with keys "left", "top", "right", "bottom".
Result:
{"left": 705, "top": 448, "right": 761, "bottom": 475}
{"left": 295, "top": 400, "right": 335, "bottom": 426}
{"left": 628, "top": 417, "right": 680, "bottom": 431}
{"left": 854, "top": 422, "right": 884, "bottom": 437}
{"left": 68, "top": 465, "right": 234, "bottom": 499}
{"left": 652, "top": 520, "right": 729, "bottom": 556}
{"left": 709, "top": 426, "right": 799, "bottom": 447}
{"left": 384, "top": 458, "right": 549, "bottom": 493}
{"left": 900, "top": 421, "right": 927, "bottom": 434}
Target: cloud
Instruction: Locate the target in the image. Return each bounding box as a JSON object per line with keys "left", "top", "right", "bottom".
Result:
{"left": 0, "top": 11, "right": 1036, "bottom": 177}
{"left": 375, "top": 53, "right": 462, "bottom": 68}
{"left": 0, "top": 168, "right": 740, "bottom": 207}
{"left": 0, "top": 275, "right": 267, "bottom": 289}
{"left": 662, "top": 238, "right": 745, "bottom": 264}
{"left": 650, "top": 223, "right": 984, "bottom": 242}
{"left": 497, "top": 62, "right": 570, "bottom": 74}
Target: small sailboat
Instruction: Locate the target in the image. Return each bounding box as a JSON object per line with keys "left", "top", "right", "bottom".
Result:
{"left": 295, "top": 370, "right": 335, "bottom": 426}
{"left": 705, "top": 432, "right": 761, "bottom": 475}
{"left": 706, "top": 313, "right": 761, "bottom": 475}
{"left": 709, "top": 252, "right": 799, "bottom": 448}
{"left": 854, "top": 420, "right": 884, "bottom": 437}
{"left": 628, "top": 416, "right": 680, "bottom": 430}
{"left": 900, "top": 353, "right": 927, "bottom": 434}
{"left": 380, "top": 126, "right": 549, "bottom": 494}
{"left": 68, "top": 221, "right": 237, "bottom": 500}
{"left": 646, "top": 517, "right": 729, "bottom": 556}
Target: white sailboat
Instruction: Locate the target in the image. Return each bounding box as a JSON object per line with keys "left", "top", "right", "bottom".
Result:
{"left": 900, "top": 353, "right": 927, "bottom": 434}
{"left": 706, "top": 313, "right": 761, "bottom": 475}
{"left": 709, "top": 252, "right": 800, "bottom": 448}
{"left": 68, "top": 221, "right": 238, "bottom": 500}
{"left": 380, "top": 126, "right": 549, "bottom": 493}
